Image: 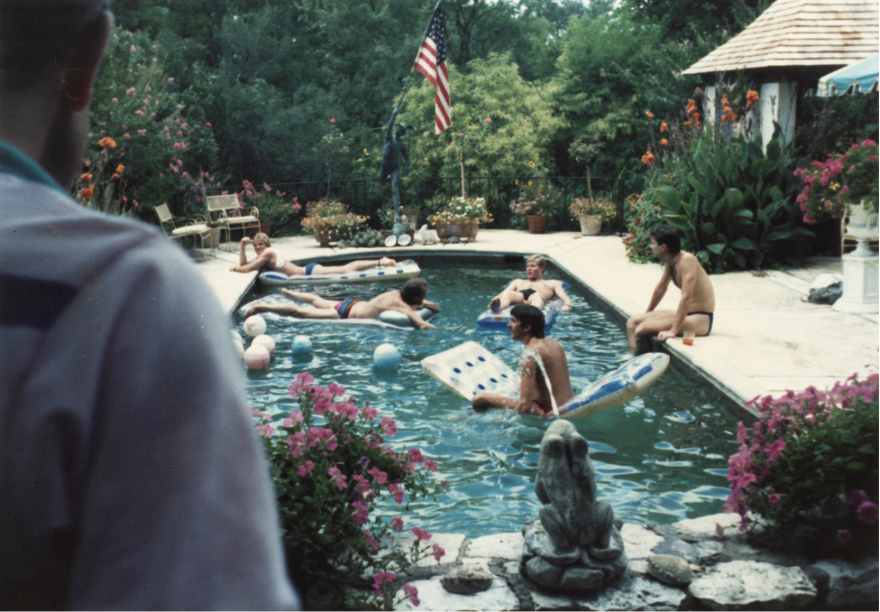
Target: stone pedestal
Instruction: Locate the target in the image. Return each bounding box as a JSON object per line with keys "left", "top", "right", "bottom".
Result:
{"left": 833, "top": 252, "right": 879, "bottom": 313}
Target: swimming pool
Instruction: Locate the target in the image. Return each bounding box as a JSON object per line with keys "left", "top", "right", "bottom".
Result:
{"left": 238, "top": 258, "right": 739, "bottom": 538}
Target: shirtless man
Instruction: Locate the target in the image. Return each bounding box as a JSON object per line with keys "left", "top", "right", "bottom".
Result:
{"left": 626, "top": 225, "right": 715, "bottom": 355}
{"left": 472, "top": 305, "right": 574, "bottom": 417}
{"left": 489, "top": 254, "right": 572, "bottom": 312}
{"left": 230, "top": 234, "right": 397, "bottom": 276}
{"left": 244, "top": 278, "right": 440, "bottom": 329}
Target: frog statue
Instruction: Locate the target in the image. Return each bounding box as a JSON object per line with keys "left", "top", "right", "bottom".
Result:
{"left": 521, "top": 420, "right": 628, "bottom": 592}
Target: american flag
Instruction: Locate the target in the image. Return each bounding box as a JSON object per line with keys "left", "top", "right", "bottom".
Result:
{"left": 414, "top": 6, "right": 451, "bottom": 135}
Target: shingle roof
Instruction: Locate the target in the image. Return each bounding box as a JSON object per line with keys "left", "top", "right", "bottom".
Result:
{"left": 683, "top": 0, "right": 879, "bottom": 75}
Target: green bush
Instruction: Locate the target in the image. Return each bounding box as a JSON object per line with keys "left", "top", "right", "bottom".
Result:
{"left": 726, "top": 374, "right": 879, "bottom": 555}
{"left": 256, "top": 374, "right": 444, "bottom": 609}
{"left": 622, "top": 192, "right": 666, "bottom": 264}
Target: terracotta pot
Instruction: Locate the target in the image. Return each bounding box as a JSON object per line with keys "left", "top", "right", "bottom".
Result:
{"left": 313, "top": 229, "right": 332, "bottom": 247}
{"left": 579, "top": 215, "right": 602, "bottom": 236}
{"left": 527, "top": 214, "right": 548, "bottom": 234}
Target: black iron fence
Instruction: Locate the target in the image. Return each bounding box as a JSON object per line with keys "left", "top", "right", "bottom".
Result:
{"left": 270, "top": 176, "right": 625, "bottom": 234}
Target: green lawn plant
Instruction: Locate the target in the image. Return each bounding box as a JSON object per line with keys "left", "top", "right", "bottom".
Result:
{"left": 725, "top": 373, "right": 879, "bottom": 557}
{"left": 256, "top": 373, "right": 444, "bottom": 610}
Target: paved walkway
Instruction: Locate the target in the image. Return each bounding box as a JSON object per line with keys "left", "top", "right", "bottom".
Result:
{"left": 196, "top": 231, "right": 878, "bottom": 413}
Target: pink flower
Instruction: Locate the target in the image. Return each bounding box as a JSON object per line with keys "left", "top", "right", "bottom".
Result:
{"left": 715, "top": 523, "right": 725, "bottom": 540}
{"left": 168, "top": 77, "right": 174, "bottom": 84}
{"left": 328, "top": 466, "right": 348, "bottom": 491}
{"left": 362, "top": 406, "right": 378, "bottom": 420}
{"left": 351, "top": 501, "right": 370, "bottom": 526}
{"left": 484, "top": 117, "right": 492, "bottom": 124}
{"left": 137, "top": 129, "right": 146, "bottom": 136}
{"left": 123, "top": 133, "right": 130, "bottom": 139}
{"left": 860, "top": 139, "right": 877, "bottom": 147}
{"left": 256, "top": 424, "right": 274, "bottom": 438}
{"left": 130, "top": 44, "right": 136, "bottom": 52}
{"left": 363, "top": 529, "right": 378, "bottom": 550}
{"left": 432, "top": 543, "right": 445, "bottom": 564}
{"left": 288, "top": 431, "right": 305, "bottom": 456}
{"left": 391, "top": 516, "right": 404, "bottom": 531}
{"left": 836, "top": 529, "right": 852, "bottom": 543}
{"left": 849, "top": 489, "right": 870, "bottom": 506}
{"left": 388, "top": 482, "right": 405, "bottom": 504}
{"left": 407, "top": 448, "right": 424, "bottom": 463}
{"left": 126, "top": 87, "right": 135, "bottom": 96}
{"left": 402, "top": 584, "right": 420, "bottom": 607}
{"left": 297, "top": 460, "right": 314, "bottom": 477}
{"left": 458, "top": 132, "right": 464, "bottom": 137}
{"left": 424, "top": 459, "right": 438, "bottom": 473}
{"left": 371, "top": 571, "right": 395, "bottom": 596}
{"left": 330, "top": 118, "right": 336, "bottom": 124}
{"left": 380, "top": 416, "right": 397, "bottom": 436}
{"left": 765, "top": 438, "right": 786, "bottom": 462}
{"left": 368, "top": 467, "right": 388, "bottom": 484}
{"left": 767, "top": 493, "right": 781, "bottom": 506}
{"left": 411, "top": 526, "right": 431, "bottom": 541}
{"left": 177, "top": 159, "right": 183, "bottom": 167}
{"left": 205, "top": 122, "right": 212, "bottom": 127}
{"left": 112, "top": 98, "right": 118, "bottom": 103}
{"left": 857, "top": 501, "right": 878, "bottom": 524}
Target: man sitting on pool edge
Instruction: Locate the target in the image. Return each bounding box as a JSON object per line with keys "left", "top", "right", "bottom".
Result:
{"left": 626, "top": 224, "right": 715, "bottom": 355}
{"left": 243, "top": 278, "right": 441, "bottom": 329}
{"left": 231, "top": 233, "right": 397, "bottom": 276}
{"left": 472, "top": 304, "right": 574, "bottom": 416}
{"left": 489, "top": 254, "right": 572, "bottom": 312}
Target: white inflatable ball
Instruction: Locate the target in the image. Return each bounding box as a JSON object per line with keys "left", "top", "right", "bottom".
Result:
{"left": 292, "top": 335, "right": 312, "bottom": 356}
{"left": 252, "top": 334, "right": 276, "bottom": 356}
{"left": 373, "top": 343, "right": 400, "bottom": 369}
{"left": 244, "top": 315, "right": 267, "bottom": 337}
{"left": 231, "top": 330, "right": 245, "bottom": 359}
{"left": 244, "top": 344, "right": 271, "bottom": 370}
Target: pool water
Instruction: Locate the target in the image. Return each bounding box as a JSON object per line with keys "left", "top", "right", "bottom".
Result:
{"left": 238, "top": 259, "right": 740, "bottom": 538}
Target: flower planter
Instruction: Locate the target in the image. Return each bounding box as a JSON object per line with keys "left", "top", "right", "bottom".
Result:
{"left": 314, "top": 230, "right": 332, "bottom": 247}
{"left": 207, "top": 227, "right": 223, "bottom": 249}
{"left": 249, "top": 222, "right": 271, "bottom": 237}
{"left": 400, "top": 208, "right": 420, "bottom": 232}
{"left": 527, "top": 214, "right": 548, "bottom": 234}
{"left": 435, "top": 220, "right": 479, "bottom": 241}
{"left": 579, "top": 215, "right": 602, "bottom": 236}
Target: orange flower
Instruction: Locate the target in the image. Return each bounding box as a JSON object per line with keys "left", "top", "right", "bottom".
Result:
{"left": 640, "top": 146, "right": 655, "bottom": 166}
{"left": 112, "top": 173, "right": 121, "bottom": 180}
{"left": 683, "top": 121, "right": 691, "bottom": 126}
{"left": 685, "top": 99, "right": 698, "bottom": 116}
{"left": 98, "top": 136, "right": 117, "bottom": 149}
{"left": 83, "top": 159, "right": 90, "bottom": 167}
{"left": 660, "top": 138, "right": 669, "bottom": 146}
{"left": 746, "top": 90, "right": 760, "bottom": 107}
{"left": 695, "top": 87, "right": 702, "bottom": 94}
{"left": 116, "top": 164, "right": 125, "bottom": 173}
{"left": 133, "top": 200, "right": 139, "bottom": 207}
{"left": 80, "top": 173, "right": 92, "bottom": 182}
{"left": 80, "top": 185, "right": 94, "bottom": 200}
{"left": 645, "top": 111, "right": 655, "bottom": 119}
{"left": 660, "top": 122, "right": 668, "bottom": 133}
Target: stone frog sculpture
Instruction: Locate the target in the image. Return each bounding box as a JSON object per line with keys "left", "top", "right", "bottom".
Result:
{"left": 521, "top": 420, "right": 627, "bottom": 592}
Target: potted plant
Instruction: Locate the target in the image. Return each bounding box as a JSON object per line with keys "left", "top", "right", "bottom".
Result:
{"left": 426, "top": 195, "right": 492, "bottom": 240}
{"left": 301, "top": 200, "right": 367, "bottom": 247}
{"left": 570, "top": 197, "right": 617, "bottom": 236}
{"left": 510, "top": 182, "right": 564, "bottom": 234}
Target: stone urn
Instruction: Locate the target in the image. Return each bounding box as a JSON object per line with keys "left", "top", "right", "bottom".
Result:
{"left": 520, "top": 420, "right": 627, "bottom": 592}
{"left": 526, "top": 214, "right": 548, "bottom": 234}
{"left": 436, "top": 220, "right": 479, "bottom": 241}
{"left": 579, "top": 215, "right": 602, "bottom": 236}
{"left": 400, "top": 208, "right": 420, "bottom": 232}
{"left": 313, "top": 228, "right": 332, "bottom": 247}
{"left": 834, "top": 199, "right": 879, "bottom": 313}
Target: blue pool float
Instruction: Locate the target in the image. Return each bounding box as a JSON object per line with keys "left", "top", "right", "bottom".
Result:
{"left": 239, "top": 294, "right": 436, "bottom": 330}
{"left": 421, "top": 341, "right": 669, "bottom": 419}
{"left": 476, "top": 282, "right": 569, "bottom": 332}
{"left": 259, "top": 259, "right": 421, "bottom": 286}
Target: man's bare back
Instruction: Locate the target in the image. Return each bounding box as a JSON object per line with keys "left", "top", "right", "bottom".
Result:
{"left": 520, "top": 337, "right": 575, "bottom": 413}
{"left": 666, "top": 252, "right": 715, "bottom": 312}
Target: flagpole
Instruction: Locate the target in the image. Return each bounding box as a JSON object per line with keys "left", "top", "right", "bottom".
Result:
{"left": 395, "top": 0, "right": 443, "bottom": 111}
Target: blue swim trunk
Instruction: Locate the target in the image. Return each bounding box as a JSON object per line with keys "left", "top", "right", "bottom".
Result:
{"left": 687, "top": 311, "right": 714, "bottom": 335}
{"left": 334, "top": 298, "right": 359, "bottom": 319}
{"left": 304, "top": 262, "right": 319, "bottom": 275}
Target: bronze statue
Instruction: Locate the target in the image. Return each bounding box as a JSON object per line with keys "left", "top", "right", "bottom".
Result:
{"left": 379, "top": 107, "right": 412, "bottom": 237}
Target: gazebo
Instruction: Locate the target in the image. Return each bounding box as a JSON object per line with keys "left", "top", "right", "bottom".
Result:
{"left": 683, "top": 0, "right": 879, "bottom": 148}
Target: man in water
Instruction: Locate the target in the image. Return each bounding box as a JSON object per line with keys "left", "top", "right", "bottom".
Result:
{"left": 489, "top": 254, "right": 572, "bottom": 312}
{"left": 244, "top": 277, "right": 440, "bottom": 329}
{"left": 472, "top": 305, "right": 574, "bottom": 416}
{"left": 0, "top": 0, "right": 296, "bottom": 608}
{"left": 626, "top": 224, "right": 715, "bottom": 355}
{"left": 231, "top": 233, "right": 397, "bottom": 275}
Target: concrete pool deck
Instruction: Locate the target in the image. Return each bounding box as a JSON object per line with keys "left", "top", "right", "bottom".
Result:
{"left": 194, "top": 230, "right": 878, "bottom": 412}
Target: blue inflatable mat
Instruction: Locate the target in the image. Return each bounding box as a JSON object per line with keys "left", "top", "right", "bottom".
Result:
{"left": 421, "top": 341, "right": 669, "bottom": 419}
{"left": 259, "top": 259, "right": 421, "bottom": 286}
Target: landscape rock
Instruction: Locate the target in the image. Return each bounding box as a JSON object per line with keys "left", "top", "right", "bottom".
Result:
{"left": 468, "top": 532, "right": 524, "bottom": 560}
{"left": 689, "top": 560, "right": 816, "bottom": 610}
{"left": 647, "top": 554, "right": 694, "bottom": 586}
{"left": 807, "top": 557, "right": 878, "bottom": 609}
{"left": 380, "top": 532, "right": 466, "bottom": 569}
{"left": 440, "top": 563, "right": 494, "bottom": 595}
{"left": 394, "top": 575, "right": 519, "bottom": 611}
{"left": 672, "top": 513, "right": 740, "bottom": 542}
{"left": 620, "top": 523, "right": 664, "bottom": 559}
{"left": 574, "top": 574, "right": 687, "bottom": 611}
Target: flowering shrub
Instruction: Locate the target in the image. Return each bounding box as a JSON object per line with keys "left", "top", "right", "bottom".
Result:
{"left": 427, "top": 196, "right": 493, "bottom": 227}
{"left": 237, "top": 180, "right": 302, "bottom": 235}
{"left": 510, "top": 182, "right": 565, "bottom": 218}
{"left": 725, "top": 373, "right": 878, "bottom": 553}
{"left": 570, "top": 197, "right": 616, "bottom": 222}
{"left": 301, "top": 200, "right": 367, "bottom": 242}
{"left": 256, "top": 373, "right": 444, "bottom": 609}
{"left": 793, "top": 139, "right": 879, "bottom": 224}
{"left": 621, "top": 193, "right": 666, "bottom": 264}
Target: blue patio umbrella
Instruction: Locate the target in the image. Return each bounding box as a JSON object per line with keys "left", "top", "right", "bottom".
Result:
{"left": 818, "top": 54, "right": 879, "bottom": 96}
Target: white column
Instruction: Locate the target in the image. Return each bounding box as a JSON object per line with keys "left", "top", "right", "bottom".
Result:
{"left": 759, "top": 81, "right": 797, "bottom": 150}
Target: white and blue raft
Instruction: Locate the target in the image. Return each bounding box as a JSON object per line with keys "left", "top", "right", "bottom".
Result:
{"left": 259, "top": 259, "right": 421, "bottom": 287}
{"left": 421, "top": 341, "right": 669, "bottom": 419}
{"left": 239, "top": 293, "right": 437, "bottom": 330}
{"left": 476, "top": 282, "right": 568, "bottom": 332}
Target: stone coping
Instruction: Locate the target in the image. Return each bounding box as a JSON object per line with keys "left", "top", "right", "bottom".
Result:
{"left": 379, "top": 514, "right": 877, "bottom": 611}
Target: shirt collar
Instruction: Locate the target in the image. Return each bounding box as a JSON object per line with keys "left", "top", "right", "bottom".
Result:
{"left": 0, "top": 140, "right": 67, "bottom": 195}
